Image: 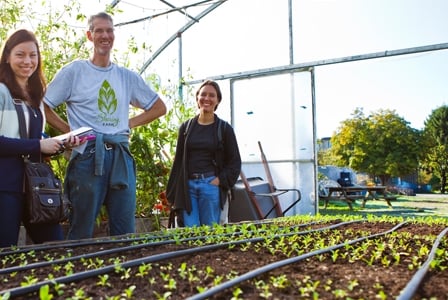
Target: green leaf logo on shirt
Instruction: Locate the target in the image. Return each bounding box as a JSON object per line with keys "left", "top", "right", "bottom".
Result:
{"left": 98, "top": 80, "right": 117, "bottom": 115}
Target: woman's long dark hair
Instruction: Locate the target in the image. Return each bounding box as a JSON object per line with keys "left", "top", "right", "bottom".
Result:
{"left": 0, "top": 29, "right": 46, "bottom": 108}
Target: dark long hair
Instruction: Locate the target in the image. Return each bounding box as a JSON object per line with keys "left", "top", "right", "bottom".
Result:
{"left": 0, "top": 29, "right": 46, "bottom": 108}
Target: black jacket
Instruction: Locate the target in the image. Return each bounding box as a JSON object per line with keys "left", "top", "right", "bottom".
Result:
{"left": 166, "top": 114, "right": 241, "bottom": 213}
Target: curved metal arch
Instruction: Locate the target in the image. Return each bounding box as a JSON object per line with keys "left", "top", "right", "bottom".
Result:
{"left": 108, "top": 0, "right": 227, "bottom": 75}
{"left": 137, "top": 0, "right": 227, "bottom": 75}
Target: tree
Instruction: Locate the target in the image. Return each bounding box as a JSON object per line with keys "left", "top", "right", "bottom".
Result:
{"left": 422, "top": 105, "right": 448, "bottom": 193}
{"left": 330, "top": 108, "right": 421, "bottom": 184}
{"left": 317, "top": 139, "right": 340, "bottom": 167}
{"left": 0, "top": 0, "right": 23, "bottom": 39}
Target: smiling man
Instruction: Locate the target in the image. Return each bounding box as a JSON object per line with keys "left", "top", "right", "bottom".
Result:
{"left": 43, "top": 12, "right": 167, "bottom": 240}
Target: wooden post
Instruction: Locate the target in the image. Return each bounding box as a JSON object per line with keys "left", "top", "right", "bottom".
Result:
{"left": 258, "top": 141, "right": 283, "bottom": 217}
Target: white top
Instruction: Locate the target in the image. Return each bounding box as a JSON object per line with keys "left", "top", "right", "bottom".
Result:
{"left": 0, "top": 83, "right": 45, "bottom": 138}
{"left": 44, "top": 59, "right": 160, "bottom": 135}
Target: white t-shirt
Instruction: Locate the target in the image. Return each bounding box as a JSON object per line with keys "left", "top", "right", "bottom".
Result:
{"left": 44, "top": 60, "right": 160, "bottom": 135}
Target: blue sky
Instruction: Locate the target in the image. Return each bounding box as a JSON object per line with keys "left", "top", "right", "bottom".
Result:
{"left": 32, "top": 0, "right": 448, "bottom": 138}
{"left": 294, "top": 0, "right": 448, "bottom": 137}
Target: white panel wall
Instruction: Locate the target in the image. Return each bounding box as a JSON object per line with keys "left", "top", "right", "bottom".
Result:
{"left": 230, "top": 72, "right": 317, "bottom": 216}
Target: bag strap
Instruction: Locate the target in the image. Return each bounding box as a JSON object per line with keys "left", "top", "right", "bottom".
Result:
{"left": 184, "top": 117, "right": 226, "bottom": 144}
{"left": 183, "top": 118, "right": 193, "bottom": 137}
{"left": 217, "top": 118, "right": 226, "bottom": 145}
{"left": 12, "top": 99, "right": 28, "bottom": 139}
{"left": 13, "top": 99, "right": 38, "bottom": 162}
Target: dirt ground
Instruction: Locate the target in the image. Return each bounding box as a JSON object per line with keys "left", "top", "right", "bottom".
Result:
{"left": 2, "top": 216, "right": 447, "bottom": 299}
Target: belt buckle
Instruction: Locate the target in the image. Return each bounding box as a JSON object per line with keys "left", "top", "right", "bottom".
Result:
{"left": 13, "top": 98, "right": 23, "bottom": 105}
{"left": 191, "top": 173, "right": 204, "bottom": 180}
{"left": 104, "top": 143, "right": 113, "bottom": 151}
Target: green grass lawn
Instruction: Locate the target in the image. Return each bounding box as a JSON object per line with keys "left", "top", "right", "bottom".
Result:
{"left": 318, "top": 194, "right": 448, "bottom": 219}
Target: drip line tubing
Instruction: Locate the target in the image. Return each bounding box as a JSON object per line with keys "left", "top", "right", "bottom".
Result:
{"left": 0, "top": 231, "right": 175, "bottom": 257}
{"left": 187, "top": 221, "right": 409, "bottom": 300}
{"left": 0, "top": 220, "right": 343, "bottom": 275}
{"left": 397, "top": 226, "right": 448, "bottom": 300}
{"left": 0, "top": 220, "right": 323, "bottom": 257}
{"left": 0, "top": 219, "right": 324, "bottom": 263}
{"left": 1, "top": 220, "right": 364, "bottom": 297}
{"left": 0, "top": 238, "right": 177, "bottom": 275}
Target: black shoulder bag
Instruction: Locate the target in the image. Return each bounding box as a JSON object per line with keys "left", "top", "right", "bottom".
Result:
{"left": 14, "top": 99, "right": 67, "bottom": 224}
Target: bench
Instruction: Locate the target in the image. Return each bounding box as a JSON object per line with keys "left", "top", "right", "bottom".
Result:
{"left": 320, "top": 186, "right": 396, "bottom": 210}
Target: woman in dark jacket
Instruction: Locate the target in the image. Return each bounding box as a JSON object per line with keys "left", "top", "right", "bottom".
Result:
{"left": 166, "top": 80, "right": 241, "bottom": 227}
{"left": 0, "top": 30, "right": 68, "bottom": 247}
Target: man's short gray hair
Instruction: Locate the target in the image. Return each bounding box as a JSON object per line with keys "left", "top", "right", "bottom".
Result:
{"left": 88, "top": 12, "right": 113, "bottom": 31}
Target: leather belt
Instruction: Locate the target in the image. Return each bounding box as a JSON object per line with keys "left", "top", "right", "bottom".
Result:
{"left": 88, "top": 143, "right": 114, "bottom": 153}
{"left": 189, "top": 171, "right": 215, "bottom": 179}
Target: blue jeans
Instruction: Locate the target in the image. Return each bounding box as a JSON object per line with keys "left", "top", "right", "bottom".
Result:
{"left": 183, "top": 176, "right": 220, "bottom": 227}
{"left": 0, "top": 192, "right": 63, "bottom": 247}
{"left": 66, "top": 144, "right": 136, "bottom": 240}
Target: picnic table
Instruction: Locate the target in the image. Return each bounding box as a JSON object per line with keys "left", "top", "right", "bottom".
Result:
{"left": 320, "top": 185, "right": 397, "bottom": 210}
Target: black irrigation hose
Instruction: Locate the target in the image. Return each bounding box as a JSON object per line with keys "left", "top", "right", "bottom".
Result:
{"left": 0, "top": 220, "right": 339, "bottom": 276}
{"left": 187, "top": 221, "right": 409, "bottom": 300}
{"left": 0, "top": 221, "right": 324, "bottom": 274}
{"left": 1, "top": 220, "right": 363, "bottom": 297}
{"left": 0, "top": 218, "right": 318, "bottom": 256}
{"left": 0, "top": 236, "right": 143, "bottom": 256}
{"left": 0, "top": 237, "right": 180, "bottom": 275}
{"left": 0, "top": 231, "right": 172, "bottom": 256}
{"left": 397, "top": 226, "right": 448, "bottom": 300}
{"left": 0, "top": 220, "right": 324, "bottom": 274}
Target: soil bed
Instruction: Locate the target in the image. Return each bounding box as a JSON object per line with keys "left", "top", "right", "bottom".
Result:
{"left": 1, "top": 216, "right": 447, "bottom": 299}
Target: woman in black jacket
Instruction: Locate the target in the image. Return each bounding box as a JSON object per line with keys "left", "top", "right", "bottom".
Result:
{"left": 167, "top": 80, "right": 241, "bottom": 227}
{"left": 0, "top": 30, "right": 68, "bottom": 247}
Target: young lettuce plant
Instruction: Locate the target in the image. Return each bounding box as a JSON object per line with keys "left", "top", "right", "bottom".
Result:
{"left": 255, "top": 279, "right": 272, "bottom": 299}
{"left": 136, "top": 263, "right": 152, "bottom": 277}
{"left": 121, "top": 285, "right": 136, "bottom": 299}
{"left": 97, "top": 274, "right": 111, "bottom": 287}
